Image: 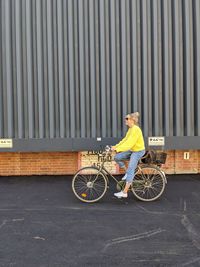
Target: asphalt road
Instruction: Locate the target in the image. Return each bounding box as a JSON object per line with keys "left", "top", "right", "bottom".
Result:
{"left": 0, "top": 174, "right": 200, "bottom": 267}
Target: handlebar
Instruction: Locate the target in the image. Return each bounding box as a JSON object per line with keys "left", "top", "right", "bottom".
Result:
{"left": 105, "top": 145, "right": 112, "bottom": 152}
{"left": 98, "top": 146, "right": 112, "bottom": 158}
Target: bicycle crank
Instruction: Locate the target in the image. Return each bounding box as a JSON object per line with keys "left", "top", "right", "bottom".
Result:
{"left": 116, "top": 181, "right": 126, "bottom": 191}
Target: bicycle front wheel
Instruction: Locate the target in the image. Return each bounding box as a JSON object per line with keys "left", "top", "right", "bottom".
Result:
{"left": 131, "top": 166, "right": 165, "bottom": 201}
{"left": 72, "top": 167, "right": 107, "bottom": 203}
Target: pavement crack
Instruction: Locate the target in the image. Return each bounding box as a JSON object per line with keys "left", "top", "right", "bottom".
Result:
{"left": 183, "top": 200, "right": 187, "bottom": 212}
{"left": 181, "top": 214, "right": 200, "bottom": 250}
{"left": 33, "top": 236, "right": 46, "bottom": 241}
{"left": 136, "top": 204, "right": 164, "bottom": 215}
{"left": 102, "top": 228, "right": 166, "bottom": 252}
{"left": 0, "top": 220, "right": 7, "bottom": 229}
{"left": 182, "top": 256, "right": 200, "bottom": 266}
{"left": 12, "top": 218, "right": 24, "bottom": 222}
{"left": 136, "top": 204, "right": 181, "bottom": 217}
{"left": 0, "top": 218, "right": 24, "bottom": 230}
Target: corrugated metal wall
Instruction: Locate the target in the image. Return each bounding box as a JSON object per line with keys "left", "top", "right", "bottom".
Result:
{"left": 0, "top": 0, "right": 200, "bottom": 151}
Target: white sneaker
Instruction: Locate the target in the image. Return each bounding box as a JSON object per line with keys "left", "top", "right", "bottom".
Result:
{"left": 121, "top": 174, "right": 127, "bottom": 181}
{"left": 114, "top": 191, "right": 128, "bottom": 198}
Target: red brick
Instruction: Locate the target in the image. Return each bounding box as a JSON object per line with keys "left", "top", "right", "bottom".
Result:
{"left": 0, "top": 150, "right": 200, "bottom": 176}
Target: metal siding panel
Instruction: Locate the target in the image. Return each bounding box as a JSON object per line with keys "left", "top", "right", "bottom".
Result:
{"left": 140, "top": 0, "right": 148, "bottom": 136}
{"left": 110, "top": 0, "right": 117, "bottom": 137}
{"left": 42, "top": 1, "right": 49, "bottom": 139}
{"left": 136, "top": 1, "right": 142, "bottom": 121}
{"left": 36, "top": 0, "right": 45, "bottom": 138}
{"left": 57, "top": 0, "right": 65, "bottom": 138}
{"left": 63, "top": 0, "right": 70, "bottom": 138}
{"left": 15, "top": 0, "right": 24, "bottom": 138}
{"left": 157, "top": 1, "right": 163, "bottom": 136}
{"left": 94, "top": 1, "right": 101, "bottom": 138}
{"left": 5, "top": 0, "right": 13, "bottom": 137}
{"left": 183, "top": 0, "right": 194, "bottom": 136}
{"left": 0, "top": 0, "right": 199, "bottom": 151}
{"left": 52, "top": 0, "right": 58, "bottom": 138}
{"left": 26, "top": 0, "right": 35, "bottom": 138}
{"left": 150, "top": 0, "right": 162, "bottom": 136}
{"left": 99, "top": 0, "right": 107, "bottom": 138}
{"left": 11, "top": 1, "right": 17, "bottom": 139}
{"left": 105, "top": 0, "right": 111, "bottom": 137}
{"left": 194, "top": 0, "right": 200, "bottom": 135}
{"left": 162, "top": 0, "right": 170, "bottom": 136}
{"left": 32, "top": 0, "right": 39, "bottom": 138}
{"left": 0, "top": 0, "right": 4, "bottom": 137}
{"left": 130, "top": 0, "right": 138, "bottom": 112}
{"left": 172, "top": 0, "right": 184, "bottom": 136}
{"left": 120, "top": 0, "right": 128, "bottom": 135}
{"left": 126, "top": 0, "right": 131, "bottom": 115}
{"left": 167, "top": 0, "right": 174, "bottom": 136}
{"left": 147, "top": 0, "right": 152, "bottom": 136}
{"left": 78, "top": 0, "right": 86, "bottom": 138}
{"left": 83, "top": 0, "right": 91, "bottom": 138}
{"left": 3, "top": 0, "right": 8, "bottom": 137}
{"left": 115, "top": 0, "right": 121, "bottom": 137}
{"left": 67, "top": 0, "right": 76, "bottom": 138}
{"left": 152, "top": 0, "right": 160, "bottom": 135}
{"left": 47, "top": 0, "right": 55, "bottom": 138}
{"left": 74, "top": 0, "right": 80, "bottom": 138}
{"left": 0, "top": 78, "right": 2, "bottom": 136}
{"left": 89, "top": 0, "right": 96, "bottom": 138}
{"left": 21, "top": 0, "right": 28, "bottom": 138}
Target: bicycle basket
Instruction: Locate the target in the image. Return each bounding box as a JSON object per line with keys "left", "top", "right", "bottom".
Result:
{"left": 141, "top": 151, "right": 167, "bottom": 165}
{"left": 154, "top": 152, "right": 167, "bottom": 164}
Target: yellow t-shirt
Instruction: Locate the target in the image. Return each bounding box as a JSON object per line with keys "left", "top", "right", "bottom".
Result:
{"left": 115, "top": 125, "right": 145, "bottom": 152}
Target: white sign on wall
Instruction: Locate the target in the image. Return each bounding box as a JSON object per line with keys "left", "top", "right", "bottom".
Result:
{"left": 0, "top": 139, "right": 13, "bottom": 148}
{"left": 148, "top": 137, "right": 165, "bottom": 146}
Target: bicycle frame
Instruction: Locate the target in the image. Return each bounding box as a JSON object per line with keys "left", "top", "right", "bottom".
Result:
{"left": 93, "top": 150, "right": 141, "bottom": 185}
{"left": 93, "top": 149, "right": 167, "bottom": 185}
{"left": 72, "top": 148, "right": 167, "bottom": 202}
{"left": 91, "top": 151, "right": 119, "bottom": 184}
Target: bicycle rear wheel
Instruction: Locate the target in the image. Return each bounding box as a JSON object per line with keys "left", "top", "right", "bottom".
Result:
{"left": 131, "top": 166, "right": 165, "bottom": 201}
{"left": 72, "top": 167, "right": 107, "bottom": 203}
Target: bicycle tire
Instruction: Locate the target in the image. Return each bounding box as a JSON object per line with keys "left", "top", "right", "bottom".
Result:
{"left": 131, "top": 165, "right": 165, "bottom": 201}
{"left": 72, "top": 166, "right": 107, "bottom": 203}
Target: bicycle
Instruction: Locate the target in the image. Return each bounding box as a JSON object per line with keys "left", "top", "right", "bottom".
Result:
{"left": 72, "top": 146, "right": 167, "bottom": 203}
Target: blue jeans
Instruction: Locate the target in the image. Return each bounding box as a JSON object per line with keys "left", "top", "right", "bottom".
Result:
{"left": 114, "top": 150, "right": 145, "bottom": 183}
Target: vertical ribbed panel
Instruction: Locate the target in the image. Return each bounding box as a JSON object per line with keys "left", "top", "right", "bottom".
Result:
{"left": 0, "top": 0, "right": 200, "bottom": 141}
{"left": 194, "top": 0, "right": 200, "bottom": 136}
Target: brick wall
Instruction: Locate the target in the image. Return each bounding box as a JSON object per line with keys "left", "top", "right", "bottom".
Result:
{"left": 0, "top": 152, "right": 78, "bottom": 176}
{"left": 174, "top": 150, "right": 199, "bottom": 174}
{"left": 162, "top": 150, "right": 175, "bottom": 174}
{"left": 79, "top": 150, "right": 200, "bottom": 175}
{"left": 199, "top": 150, "right": 200, "bottom": 173}
{"left": 0, "top": 150, "right": 200, "bottom": 176}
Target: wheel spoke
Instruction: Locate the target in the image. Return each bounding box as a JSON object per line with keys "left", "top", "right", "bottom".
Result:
{"left": 77, "top": 175, "right": 88, "bottom": 183}
{"left": 72, "top": 167, "right": 107, "bottom": 203}
{"left": 92, "top": 187, "right": 102, "bottom": 198}
{"left": 131, "top": 166, "right": 165, "bottom": 201}
{"left": 74, "top": 184, "right": 86, "bottom": 191}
